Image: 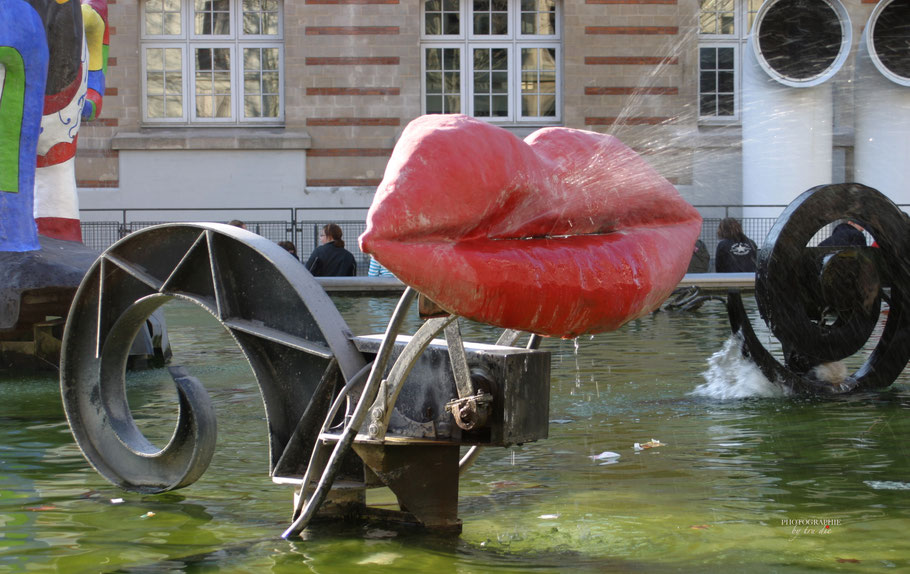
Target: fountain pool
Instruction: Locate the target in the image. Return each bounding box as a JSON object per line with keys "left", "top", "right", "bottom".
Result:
{"left": 1, "top": 294, "right": 908, "bottom": 573}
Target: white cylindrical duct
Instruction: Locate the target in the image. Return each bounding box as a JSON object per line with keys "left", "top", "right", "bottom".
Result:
{"left": 854, "top": 0, "right": 910, "bottom": 204}
{"left": 742, "top": 0, "right": 852, "bottom": 218}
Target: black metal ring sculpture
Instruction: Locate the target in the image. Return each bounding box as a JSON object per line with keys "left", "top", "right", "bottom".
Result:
{"left": 727, "top": 183, "right": 910, "bottom": 394}
{"left": 60, "top": 223, "right": 367, "bottom": 492}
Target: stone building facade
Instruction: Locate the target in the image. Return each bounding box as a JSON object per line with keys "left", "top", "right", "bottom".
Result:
{"left": 74, "top": 0, "right": 894, "bottom": 225}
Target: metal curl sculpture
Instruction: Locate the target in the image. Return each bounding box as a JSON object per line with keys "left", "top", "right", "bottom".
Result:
{"left": 60, "top": 223, "right": 367, "bottom": 492}
{"left": 727, "top": 183, "right": 910, "bottom": 394}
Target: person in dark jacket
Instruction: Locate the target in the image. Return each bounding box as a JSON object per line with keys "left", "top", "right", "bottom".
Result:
{"left": 687, "top": 239, "right": 710, "bottom": 273}
{"left": 715, "top": 217, "right": 757, "bottom": 272}
{"left": 819, "top": 220, "right": 866, "bottom": 247}
{"left": 305, "top": 223, "right": 356, "bottom": 276}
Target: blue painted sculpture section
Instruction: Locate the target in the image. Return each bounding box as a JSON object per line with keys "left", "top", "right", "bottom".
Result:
{"left": 0, "top": 0, "right": 48, "bottom": 252}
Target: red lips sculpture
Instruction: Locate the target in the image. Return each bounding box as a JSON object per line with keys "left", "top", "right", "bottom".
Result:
{"left": 359, "top": 115, "right": 702, "bottom": 338}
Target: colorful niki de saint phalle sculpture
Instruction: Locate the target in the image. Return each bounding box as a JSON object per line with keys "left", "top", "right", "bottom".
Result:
{"left": 0, "top": 0, "right": 111, "bottom": 368}
{"left": 59, "top": 114, "right": 702, "bottom": 538}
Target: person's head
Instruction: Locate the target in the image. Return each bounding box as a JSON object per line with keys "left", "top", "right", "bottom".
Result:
{"left": 717, "top": 217, "right": 747, "bottom": 242}
{"left": 322, "top": 223, "right": 344, "bottom": 247}
{"left": 277, "top": 240, "right": 297, "bottom": 259}
{"left": 229, "top": 219, "right": 247, "bottom": 230}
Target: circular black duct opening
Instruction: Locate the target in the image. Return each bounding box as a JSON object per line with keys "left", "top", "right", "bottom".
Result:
{"left": 872, "top": 0, "right": 910, "bottom": 80}
{"left": 757, "top": 0, "right": 843, "bottom": 81}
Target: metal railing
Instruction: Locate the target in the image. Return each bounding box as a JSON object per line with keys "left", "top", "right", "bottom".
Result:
{"left": 80, "top": 207, "right": 374, "bottom": 275}
{"left": 79, "top": 205, "right": 901, "bottom": 275}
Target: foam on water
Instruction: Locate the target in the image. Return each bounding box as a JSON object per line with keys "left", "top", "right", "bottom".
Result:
{"left": 864, "top": 481, "right": 910, "bottom": 491}
{"left": 691, "top": 334, "right": 791, "bottom": 399}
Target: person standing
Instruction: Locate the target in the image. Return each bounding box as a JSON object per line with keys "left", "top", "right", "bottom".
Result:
{"left": 305, "top": 223, "right": 356, "bottom": 276}
{"left": 687, "top": 239, "right": 710, "bottom": 273}
{"left": 715, "top": 217, "right": 758, "bottom": 272}
{"left": 368, "top": 256, "right": 394, "bottom": 277}
{"left": 819, "top": 220, "right": 866, "bottom": 247}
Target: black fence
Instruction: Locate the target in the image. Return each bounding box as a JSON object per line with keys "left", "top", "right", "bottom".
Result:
{"left": 78, "top": 207, "right": 883, "bottom": 275}
{"left": 80, "top": 218, "right": 373, "bottom": 275}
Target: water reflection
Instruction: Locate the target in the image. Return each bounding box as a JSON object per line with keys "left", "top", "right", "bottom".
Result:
{"left": 0, "top": 295, "right": 908, "bottom": 572}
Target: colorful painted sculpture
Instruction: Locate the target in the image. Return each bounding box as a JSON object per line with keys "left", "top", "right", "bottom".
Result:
{"left": 360, "top": 115, "right": 703, "bottom": 338}
{"left": 81, "top": 0, "right": 109, "bottom": 123}
{"left": 1, "top": 0, "right": 107, "bottom": 250}
{"left": 1, "top": 0, "right": 111, "bottom": 369}
{"left": 0, "top": 0, "right": 48, "bottom": 252}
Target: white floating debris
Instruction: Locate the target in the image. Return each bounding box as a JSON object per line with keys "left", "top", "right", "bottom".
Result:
{"left": 110, "top": 498, "right": 124, "bottom": 504}
{"left": 634, "top": 439, "right": 664, "bottom": 451}
{"left": 539, "top": 514, "right": 560, "bottom": 520}
{"left": 588, "top": 451, "right": 621, "bottom": 461}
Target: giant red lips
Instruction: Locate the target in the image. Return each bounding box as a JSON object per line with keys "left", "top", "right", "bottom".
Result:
{"left": 359, "top": 115, "right": 702, "bottom": 338}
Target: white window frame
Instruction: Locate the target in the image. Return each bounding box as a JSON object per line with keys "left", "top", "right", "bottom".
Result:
{"left": 515, "top": 0, "right": 559, "bottom": 41}
{"left": 421, "top": 0, "right": 561, "bottom": 125}
{"left": 141, "top": 0, "right": 184, "bottom": 39}
{"left": 140, "top": 0, "right": 284, "bottom": 126}
{"left": 697, "top": 0, "right": 764, "bottom": 124}
{"left": 518, "top": 45, "right": 560, "bottom": 122}
{"left": 467, "top": 2, "right": 510, "bottom": 40}
{"left": 189, "top": 0, "right": 234, "bottom": 40}
{"left": 189, "top": 43, "right": 236, "bottom": 123}
{"left": 468, "top": 44, "right": 513, "bottom": 121}
{"left": 698, "top": 0, "right": 738, "bottom": 40}
{"left": 422, "top": 1, "right": 464, "bottom": 39}
{"left": 239, "top": 44, "right": 285, "bottom": 123}
{"left": 421, "top": 44, "right": 465, "bottom": 115}
{"left": 141, "top": 43, "right": 188, "bottom": 124}
{"left": 698, "top": 43, "right": 738, "bottom": 121}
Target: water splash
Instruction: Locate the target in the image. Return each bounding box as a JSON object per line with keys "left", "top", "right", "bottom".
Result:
{"left": 691, "top": 334, "right": 791, "bottom": 399}
{"left": 604, "top": 26, "right": 702, "bottom": 187}
{"left": 573, "top": 337, "right": 582, "bottom": 388}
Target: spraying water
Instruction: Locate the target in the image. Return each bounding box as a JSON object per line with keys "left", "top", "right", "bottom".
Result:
{"left": 692, "top": 333, "right": 791, "bottom": 399}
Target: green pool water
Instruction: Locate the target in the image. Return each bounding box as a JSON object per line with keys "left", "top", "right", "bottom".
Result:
{"left": 2, "top": 295, "right": 908, "bottom": 573}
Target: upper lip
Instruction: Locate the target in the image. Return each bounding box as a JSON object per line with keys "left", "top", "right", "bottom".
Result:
{"left": 360, "top": 115, "right": 702, "bottom": 338}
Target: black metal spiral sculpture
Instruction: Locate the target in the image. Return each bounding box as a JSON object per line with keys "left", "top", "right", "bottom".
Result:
{"left": 727, "top": 183, "right": 910, "bottom": 394}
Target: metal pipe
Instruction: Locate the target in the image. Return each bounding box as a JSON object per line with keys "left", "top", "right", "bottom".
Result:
{"left": 742, "top": 0, "right": 852, "bottom": 219}
{"left": 854, "top": 0, "right": 910, "bottom": 204}
{"left": 282, "top": 287, "right": 417, "bottom": 539}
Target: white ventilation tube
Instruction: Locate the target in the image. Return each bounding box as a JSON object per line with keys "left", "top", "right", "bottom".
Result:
{"left": 742, "top": 0, "right": 852, "bottom": 218}
{"left": 854, "top": 0, "right": 910, "bottom": 204}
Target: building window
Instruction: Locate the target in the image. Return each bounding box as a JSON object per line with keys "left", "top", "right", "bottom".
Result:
{"left": 699, "top": 45, "right": 736, "bottom": 117}
{"left": 697, "top": 0, "right": 765, "bottom": 122}
{"left": 421, "top": 0, "right": 561, "bottom": 124}
{"left": 141, "top": 0, "right": 284, "bottom": 125}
